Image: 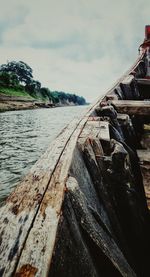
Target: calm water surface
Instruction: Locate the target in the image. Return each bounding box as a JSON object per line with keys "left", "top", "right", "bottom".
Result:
{"left": 0, "top": 106, "right": 87, "bottom": 201}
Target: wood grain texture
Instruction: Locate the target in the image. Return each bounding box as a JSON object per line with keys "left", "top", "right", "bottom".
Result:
{"left": 0, "top": 118, "right": 81, "bottom": 276}
{"left": 112, "top": 100, "right": 150, "bottom": 115}
{"left": 66, "top": 176, "right": 136, "bottom": 277}
{"left": 0, "top": 97, "right": 102, "bottom": 276}
{"left": 78, "top": 118, "right": 110, "bottom": 147}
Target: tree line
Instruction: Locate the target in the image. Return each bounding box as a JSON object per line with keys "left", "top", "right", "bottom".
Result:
{"left": 0, "top": 61, "right": 86, "bottom": 105}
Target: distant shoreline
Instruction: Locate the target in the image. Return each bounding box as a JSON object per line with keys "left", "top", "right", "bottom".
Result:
{"left": 0, "top": 93, "right": 87, "bottom": 112}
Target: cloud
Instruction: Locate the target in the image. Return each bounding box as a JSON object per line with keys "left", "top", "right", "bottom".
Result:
{"left": 0, "top": 0, "right": 149, "bottom": 101}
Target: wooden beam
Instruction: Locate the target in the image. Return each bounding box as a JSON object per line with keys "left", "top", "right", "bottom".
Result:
{"left": 112, "top": 100, "right": 150, "bottom": 115}
{"left": 136, "top": 78, "right": 150, "bottom": 85}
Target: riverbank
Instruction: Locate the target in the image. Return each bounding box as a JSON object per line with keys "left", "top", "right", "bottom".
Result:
{"left": 0, "top": 93, "right": 80, "bottom": 112}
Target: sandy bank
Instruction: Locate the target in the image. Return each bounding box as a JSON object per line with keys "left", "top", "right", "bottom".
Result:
{"left": 0, "top": 94, "right": 78, "bottom": 112}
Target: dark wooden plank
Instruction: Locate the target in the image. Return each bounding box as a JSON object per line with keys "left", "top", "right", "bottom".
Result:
{"left": 112, "top": 100, "right": 150, "bottom": 115}
{"left": 79, "top": 138, "right": 134, "bottom": 260}
{"left": 120, "top": 75, "right": 135, "bottom": 100}
{"left": 136, "top": 78, "right": 150, "bottom": 85}
{"left": 136, "top": 78, "right": 150, "bottom": 99}
{"left": 65, "top": 176, "right": 136, "bottom": 277}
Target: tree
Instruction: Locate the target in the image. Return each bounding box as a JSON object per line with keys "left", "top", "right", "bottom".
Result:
{"left": 0, "top": 60, "right": 87, "bottom": 105}
{"left": 0, "top": 71, "right": 19, "bottom": 87}
{"left": 51, "top": 91, "right": 59, "bottom": 103}
{"left": 40, "top": 87, "right": 54, "bottom": 101}
{"left": 0, "top": 61, "right": 33, "bottom": 86}
{"left": 26, "top": 80, "right": 41, "bottom": 96}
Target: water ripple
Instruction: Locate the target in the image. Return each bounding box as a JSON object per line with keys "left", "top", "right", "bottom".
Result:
{"left": 0, "top": 106, "right": 86, "bottom": 202}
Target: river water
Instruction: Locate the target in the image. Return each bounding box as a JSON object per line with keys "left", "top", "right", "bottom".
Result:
{"left": 0, "top": 106, "right": 87, "bottom": 202}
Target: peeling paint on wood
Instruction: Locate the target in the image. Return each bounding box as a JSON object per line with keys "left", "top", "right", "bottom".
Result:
{"left": 15, "top": 264, "right": 38, "bottom": 277}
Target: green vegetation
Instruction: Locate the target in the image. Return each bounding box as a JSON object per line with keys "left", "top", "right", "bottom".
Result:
{"left": 0, "top": 87, "right": 34, "bottom": 98}
{"left": 0, "top": 61, "right": 86, "bottom": 106}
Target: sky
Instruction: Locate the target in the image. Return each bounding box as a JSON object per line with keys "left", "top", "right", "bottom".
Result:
{"left": 0, "top": 0, "right": 149, "bottom": 102}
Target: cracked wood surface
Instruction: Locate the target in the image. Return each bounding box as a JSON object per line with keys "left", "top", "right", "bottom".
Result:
{"left": 0, "top": 100, "right": 101, "bottom": 276}
{"left": 65, "top": 176, "right": 136, "bottom": 277}
{"left": 112, "top": 100, "right": 150, "bottom": 115}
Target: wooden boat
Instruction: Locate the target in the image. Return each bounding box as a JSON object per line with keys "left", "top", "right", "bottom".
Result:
{"left": 0, "top": 26, "right": 150, "bottom": 277}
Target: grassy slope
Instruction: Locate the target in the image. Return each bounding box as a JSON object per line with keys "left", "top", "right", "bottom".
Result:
{"left": 0, "top": 87, "right": 34, "bottom": 99}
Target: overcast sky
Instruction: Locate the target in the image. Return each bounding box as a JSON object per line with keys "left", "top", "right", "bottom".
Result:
{"left": 0, "top": 0, "right": 149, "bottom": 101}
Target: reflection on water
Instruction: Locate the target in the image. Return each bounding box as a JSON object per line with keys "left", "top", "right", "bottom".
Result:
{"left": 0, "top": 106, "right": 86, "bottom": 201}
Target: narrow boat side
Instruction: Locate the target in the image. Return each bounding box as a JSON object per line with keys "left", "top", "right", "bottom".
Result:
{"left": 0, "top": 28, "right": 150, "bottom": 277}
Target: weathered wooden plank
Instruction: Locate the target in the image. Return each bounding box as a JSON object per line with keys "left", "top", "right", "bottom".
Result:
{"left": 136, "top": 78, "right": 150, "bottom": 85}
{"left": 49, "top": 191, "right": 99, "bottom": 277}
{"left": 135, "top": 61, "right": 146, "bottom": 78}
{"left": 98, "top": 121, "right": 110, "bottom": 141}
{"left": 120, "top": 75, "right": 134, "bottom": 100}
{"left": 78, "top": 118, "right": 110, "bottom": 147}
{"left": 0, "top": 92, "right": 106, "bottom": 276}
{"left": 117, "top": 113, "right": 140, "bottom": 149}
{"left": 96, "top": 105, "right": 124, "bottom": 143}
{"left": 14, "top": 123, "right": 92, "bottom": 277}
{"left": 136, "top": 80, "right": 150, "bottom": 100}
{"left": 114, "top": 86, "right": 124, "bottom": 99}
{"left": 65, "top": 176, "right": 136, "bottom": 277}
{"left": 72, "top": 143, "right": 108, "bottom": 226}
{"left": 102, "top": 140, "right": 150, "bottom": 275}
{"left": 0, "top": 118, "right": 83, "bottom": 276}
{"left": 121, "top": 75, "right": 140, "bottom": 99}
{"left": 71, "top": 143, "right": 138, "bottom": 274}
{"left": 79, "top": 138, "right": 134, "bottom": 260}
{"left": 0, "top": 99, "right": 104, "bottom": 276}
{"left": 112, "top": 100, "right": 150, "bottom": 115}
